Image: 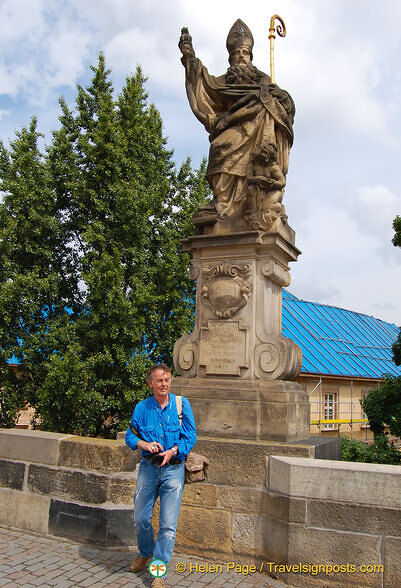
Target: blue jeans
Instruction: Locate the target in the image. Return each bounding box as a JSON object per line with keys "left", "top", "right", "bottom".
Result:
{"left": 134, "top": 458, "right": 185, "bottom": 565}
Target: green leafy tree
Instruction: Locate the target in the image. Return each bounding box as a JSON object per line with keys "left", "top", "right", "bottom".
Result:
{"left": 394, "top": 337, "right": 401, "bottom": 367}
{"left": 358, "top": 215, "right": 401, "bottom": 449}
{"left": 357, "top": 215, "right": 401, "bottom": 450}
{"left": 0, "top": 118, "right": 75, "bottom": 427}
{"left": 341, "top": 435, "right": 401, "bottom": 465}
{"left": 0, "top": 54, "right": 211, "bottom": 435}
{"left": 361, "top": 375, "right": 401, "bottom": 439}
{"left": 392, "top": 215, "right": 401, "bottom": 365}
{"left": 392, "top": 215, "right": 401, "bottom": 248}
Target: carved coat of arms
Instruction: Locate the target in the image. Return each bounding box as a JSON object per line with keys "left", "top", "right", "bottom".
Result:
{"left": 201, "top": 263, "right": 251, "bottom": 319}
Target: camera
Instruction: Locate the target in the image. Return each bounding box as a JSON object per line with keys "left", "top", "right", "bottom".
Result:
{"left": 149, "top": 452, "right": 164, "bottom": 466}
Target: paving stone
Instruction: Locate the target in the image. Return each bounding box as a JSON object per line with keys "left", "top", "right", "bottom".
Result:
{"left": 30, "top": 579, "right": 52, "bottom": 587}
{"left": 79, "top": 578, "right": 102, "bottom": 587}
{"left": 69, "top": 571, "right": 93, "bottom": 582}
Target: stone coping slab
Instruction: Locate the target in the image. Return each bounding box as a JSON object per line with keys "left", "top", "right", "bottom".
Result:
{"left": 0, "top": 429, "right": 137, "bottom": 472}
{"left": 269, "top": 455, "right": 401, "bottom": 508}
{"left": 0, "top": 428, "right": 72, "bottom": 465}
{"left": 58, "top": 435, "right": 137, "bottom": 472}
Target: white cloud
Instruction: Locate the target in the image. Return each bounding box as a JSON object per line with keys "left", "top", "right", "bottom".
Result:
{"left": 105, "top": 27, "right": 182, "bottom": 93}
{"left": 0, "top": 0, "right": 45, "bottom": 43}
{"left": 350, "top": 185, "right": 401, "bottom": 240}
{"left": 289, "top": 197, "right": 401, "bottom": 322}
{"left": 45, "top": 29, "right": 91, "bottom": 89}
{"left": 0, "top": 65, "right": 12, "bottom": 94}
{"left": 290, "top": 273, "right": 341, "bottom": 305}
{"left": 0, "top": 1, "right": 93, "bottom": 105}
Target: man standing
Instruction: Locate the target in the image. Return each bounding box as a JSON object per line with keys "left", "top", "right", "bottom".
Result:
{"left": 126, "top": 363, "right": 197, "bottom": 587}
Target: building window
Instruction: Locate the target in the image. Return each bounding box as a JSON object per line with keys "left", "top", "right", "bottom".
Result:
{"left": 360, "top": 390, "right": 371, "bottom": 428}
{"left": 322, "top": 393, "right": 337, "bottom": 430}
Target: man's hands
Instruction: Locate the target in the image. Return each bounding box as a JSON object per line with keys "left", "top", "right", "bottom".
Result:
{"left": 137, "top": 440, "right": 178, "bottom": 467}
{"left": 158, "top": 447, "right": 177, "bottom": 467}
{"left": 179, "top": 27, "right": 195, "bottom": 61}
{"left": 137, "top": 440, "right": 163, "bottom": 453}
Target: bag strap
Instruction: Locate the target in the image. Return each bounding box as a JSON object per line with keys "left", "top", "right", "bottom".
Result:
{"left": 176, "top": 395, "right": 183, "bottom": 427}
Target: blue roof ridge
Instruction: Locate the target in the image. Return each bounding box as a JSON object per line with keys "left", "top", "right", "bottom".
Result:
{"left": 283, "top": 289, "right": 399, "bottom": 329}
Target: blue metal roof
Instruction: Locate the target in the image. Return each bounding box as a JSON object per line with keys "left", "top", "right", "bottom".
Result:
{"left": 282, "top": 290, "right": 401, "bottom": 379}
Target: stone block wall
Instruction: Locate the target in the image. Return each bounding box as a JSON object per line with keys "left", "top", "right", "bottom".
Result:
{"left": 0, "top": 429, "right": 324, "bottom": 551}
{"left": 0, "top": 429, "right": 138, "bottom": 545}
{"left": 266, "top": 456, "right": 401, "bottom": 588}
{"left": 1, "top": 429, "right": 399, "bottom": 586}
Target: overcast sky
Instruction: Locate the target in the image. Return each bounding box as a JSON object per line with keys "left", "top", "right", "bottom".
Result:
{"left": 1, "top": 0, "right": 401, "bottom": 326}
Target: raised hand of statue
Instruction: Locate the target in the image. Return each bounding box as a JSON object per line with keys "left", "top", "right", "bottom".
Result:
{"left": 179, "top": 27, "right": 195, "bottom": 62}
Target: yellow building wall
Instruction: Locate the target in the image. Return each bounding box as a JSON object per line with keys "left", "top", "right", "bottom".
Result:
{"left": 296, "top": 375, "right": 378, "bottom": 442}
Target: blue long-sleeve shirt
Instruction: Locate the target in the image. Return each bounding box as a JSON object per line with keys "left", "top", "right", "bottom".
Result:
{"left": 125, "top": 392, "right": 197, "bottom": 461}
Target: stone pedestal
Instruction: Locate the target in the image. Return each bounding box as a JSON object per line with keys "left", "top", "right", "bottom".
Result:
{"left": 173, "top": 226, "right": 309, "bottom": 443}
{"left": 173, "top": 377, "right": 309, "bottom": 442}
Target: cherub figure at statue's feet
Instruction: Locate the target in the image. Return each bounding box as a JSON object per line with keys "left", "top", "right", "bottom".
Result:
{"left": 244, "top": 141, "right": 286, "bottom": 230}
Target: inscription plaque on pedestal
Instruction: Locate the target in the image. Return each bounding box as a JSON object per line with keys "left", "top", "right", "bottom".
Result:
{"left": 199, "top": 320, "right": 247, "bottom": 375}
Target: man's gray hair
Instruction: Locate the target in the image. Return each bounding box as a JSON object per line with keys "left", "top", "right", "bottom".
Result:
{"left": 146, "top": 363, "right": 172, "bottom": 384}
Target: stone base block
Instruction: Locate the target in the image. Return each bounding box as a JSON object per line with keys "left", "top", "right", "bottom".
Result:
{"left": 176, "top": 505, "right": 232, "bottom": 554}
{"left": 172, "top": 377, "right": 310, "bottom": 442}
{"left": 385, "top": 537, "right": 401, "bottom": 588}
{"left": 293, "top": 436, "right": 342, "bottom": 460}
{"left": 0, "top": 488, "right": 18, "bottom": 527}
{"left": 286, "top": 525, "right": 383, "bottom": 588}
{"left": 0, "top": 488, "right": 50, "bottom": 534}
{"left": 48, "top": 499, "right": 135, "bottom": 545}
{"left": 232, "top": 513, "right": 267, "bottom": 557}
{"left": 15, "top": 492, "right": 50, "bottom": 534}
{"left": 0, "top": 458, "right": 26, "bottom": 490}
